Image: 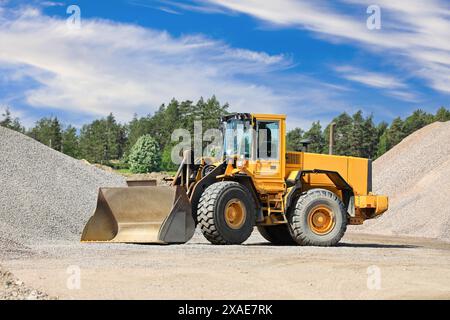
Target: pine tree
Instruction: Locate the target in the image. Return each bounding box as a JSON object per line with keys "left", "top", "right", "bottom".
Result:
{"left": 126, "top": 113, "right": 153, "bottom": 157}
{"left": 79, "top": 120, "right": 104, "bottom": 162}
{"left": 374, "top": 121, "right": 388, "bottom": 158}
{"left": 154, "top": 99, "right": 182, "bottom": 151}
{"left": 388, "top": 117, "right": 405, "bottom": 147}
{"left": 286, "top": 128, "right": 304, "bottom": 151}
{"left": 349, "top": 111, "right": 365, "bottom": 157}
{"left": 116, "top": 124, "right": 127, "bottom": 160}
{"left": 51, "top": 117, "right": 63, "bottom": 151}
{"left": 104, "top": 113, "right": 121, "bottom": 160}
{"left": 304, "top": 121, "right": 325, "bottom": 153}
{"left": 402, "top": 109, "right": 433, "bottom": 137}
{"left": 197, "top": 96, "right": 229, "bottom": 131}
{"left": 434, "top": 107, "right": 450, "bottom": 122}
{"left": 361, "top": 114, "right": 378, "bottom": 158}
{"left": 0, "top": 107, "right": 25, "bottom": 133}
{"left": 78, "top": 113, "right": 125, "bottom": 163}
{"left": 29, "top": 117, "right": 62, "bottom": 151}
{"left": 376, "top": 130, "right": 388, "bottom": 158}
{"left": 62, "top": 125, "right": 79, "bottom": 158}
{"left": 324, "top": 112, "right": 353, "bottom": 155}
{"left": 376, "top": 117, "right": 404, "bottom": 157}
{"left": 376, "top": 121, "right": 388, "bottom": 141}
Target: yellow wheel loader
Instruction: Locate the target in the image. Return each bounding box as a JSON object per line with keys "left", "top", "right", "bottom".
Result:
{"left": 81, "top": 113, "right": 388, "bottom": 246}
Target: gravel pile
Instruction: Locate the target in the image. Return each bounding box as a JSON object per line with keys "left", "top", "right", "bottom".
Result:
{"left": 356, "top": 121, "right": 450, "bottom": 242}
{"left": 0, "top": 126, "right": 126, "bottom": 250}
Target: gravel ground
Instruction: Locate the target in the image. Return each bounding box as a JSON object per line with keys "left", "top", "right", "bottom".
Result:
{"left": 355, "top": 121, "right": 450, "bottom": 241}
{"left": 2, "top": 231, "right": 449, "bottom": 299}
{"left": 0, "top": 126, "right": 126, "bottom": 249}
{"left": 0, "top": 265, "right": 54, "bottom": 300}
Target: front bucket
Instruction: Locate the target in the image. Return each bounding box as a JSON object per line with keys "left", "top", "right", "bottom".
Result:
{"left": 81, "top": 186, "right": 195, "bottom": 244}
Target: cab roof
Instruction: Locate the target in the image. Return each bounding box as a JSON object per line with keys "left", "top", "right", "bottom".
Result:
{"left": 221, "top": 113, "right": 286, "bottom": 122}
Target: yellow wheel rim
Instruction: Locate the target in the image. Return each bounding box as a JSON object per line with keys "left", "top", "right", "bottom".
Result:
{"left": 308, "top": 205, "right": 335, "bottom": 235}
{"left": 224, "top": 199, "right": 246, "bottom": 229}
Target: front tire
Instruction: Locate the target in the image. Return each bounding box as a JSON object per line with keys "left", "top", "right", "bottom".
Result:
{"left": 197, "top": 181, "right": 255, "bottom": 244}
{"left": 288, "top": 189, "right": 347, "bottom": 246}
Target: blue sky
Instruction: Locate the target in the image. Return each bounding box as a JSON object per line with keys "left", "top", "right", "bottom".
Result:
{"left": 0, "top": 0, "right": 449, "bottom": 129}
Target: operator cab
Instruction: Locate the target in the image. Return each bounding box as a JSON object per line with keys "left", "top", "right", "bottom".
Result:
{"left": 221, "top": 113, "right": 282, "bottom": 163}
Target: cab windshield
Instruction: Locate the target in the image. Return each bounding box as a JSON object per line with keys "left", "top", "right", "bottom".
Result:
{"left": 223, "top": 119, "right": 252, "bottom": 158}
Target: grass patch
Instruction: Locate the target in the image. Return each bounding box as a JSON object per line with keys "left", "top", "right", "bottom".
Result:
{"left": 114, "top": 169, "right": 177, "bottom": 176}
{"left": 115, "top": 168, "right": 133, "bottom": 175}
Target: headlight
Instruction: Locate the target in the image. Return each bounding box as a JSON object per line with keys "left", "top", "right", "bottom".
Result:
{"left": 236, "top": 156, "right": 246, "bottom": 168}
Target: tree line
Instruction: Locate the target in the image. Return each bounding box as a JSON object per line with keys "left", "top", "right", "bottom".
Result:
{"left": 287, "top": 107, "right": 450, "bottom": 159}
{"left": 1, "top": 100, "right": 449, "bottom": 171}
{"left": 0, "top": 96, "right": 228, "bottom": 171}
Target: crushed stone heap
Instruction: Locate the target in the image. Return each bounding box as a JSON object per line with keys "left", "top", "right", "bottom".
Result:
{"left": 355, "top": 121, "right": 450, "bottom": 242}
{"left": 0, "top": 126, "right": 126, "bottom": 248}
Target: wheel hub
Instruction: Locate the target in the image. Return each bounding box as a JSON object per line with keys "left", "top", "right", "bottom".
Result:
{"left": 224, "top": 199, "right": 246, "bottom": 229}
{"left": 308, "top": 205, "right": 335, "bottom": 235}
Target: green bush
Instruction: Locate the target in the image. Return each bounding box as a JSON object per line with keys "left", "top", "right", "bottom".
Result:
{"left": 128, "top": 135, "right": 161, "bottom": 173}
{"left": 161, "top": 144, "right": 179, "bottom": 172}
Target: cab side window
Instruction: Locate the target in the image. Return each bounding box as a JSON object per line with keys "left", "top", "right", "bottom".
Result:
{"left": 257, "top": 120, "right": 279, "bottom": 160}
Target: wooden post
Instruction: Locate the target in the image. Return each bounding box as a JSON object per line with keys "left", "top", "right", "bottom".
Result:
{"left": 329, "top": 122, "right": 336, "bottom": 155}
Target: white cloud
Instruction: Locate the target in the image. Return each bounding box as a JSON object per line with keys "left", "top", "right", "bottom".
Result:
{"left": 386, "top": 90, "right": 419, "bottom": 103}
{"left": 146, "top": 0, "right": 231, "bottom": 15}
{"left": 334, "top": 66, "right": 406, "bottom": 89}
{"left": 180, "top": 0, "right": 450, "bottom": 94}
{"left": 156, "top": 7, "right": 182, "bottom": 15}
{"left": 0, "top": 5, "right": 358, "bottom": 129}
{"left": 40, "top": 1, "right": 65, "bottom": 7}
{"left": 0, "top": 7, "right": 296, "bottom": 121}
{"left": 333, "top": 65, "right": 419, "bottom": 102}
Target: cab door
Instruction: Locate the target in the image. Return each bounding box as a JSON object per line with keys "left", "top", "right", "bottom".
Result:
{"left": 253, "top": 118, "right": 283, "bottom": 180}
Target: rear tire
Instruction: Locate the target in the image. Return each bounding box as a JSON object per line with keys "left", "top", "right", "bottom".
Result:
{"left": 257, "top": 225, "right": 296, "bottom": 245}
{"left": 197, "top": 181, "right": 255, "bottom": 245}
{"left": 288, "top": 188, "right": 347, "bottom": 246}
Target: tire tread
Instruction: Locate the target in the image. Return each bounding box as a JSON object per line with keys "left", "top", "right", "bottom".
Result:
{"left": 288, "top": 189, "right": 347, "bottom": 246}
{"left": 198, "top": 181, "right": 252, "bottom": 245}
